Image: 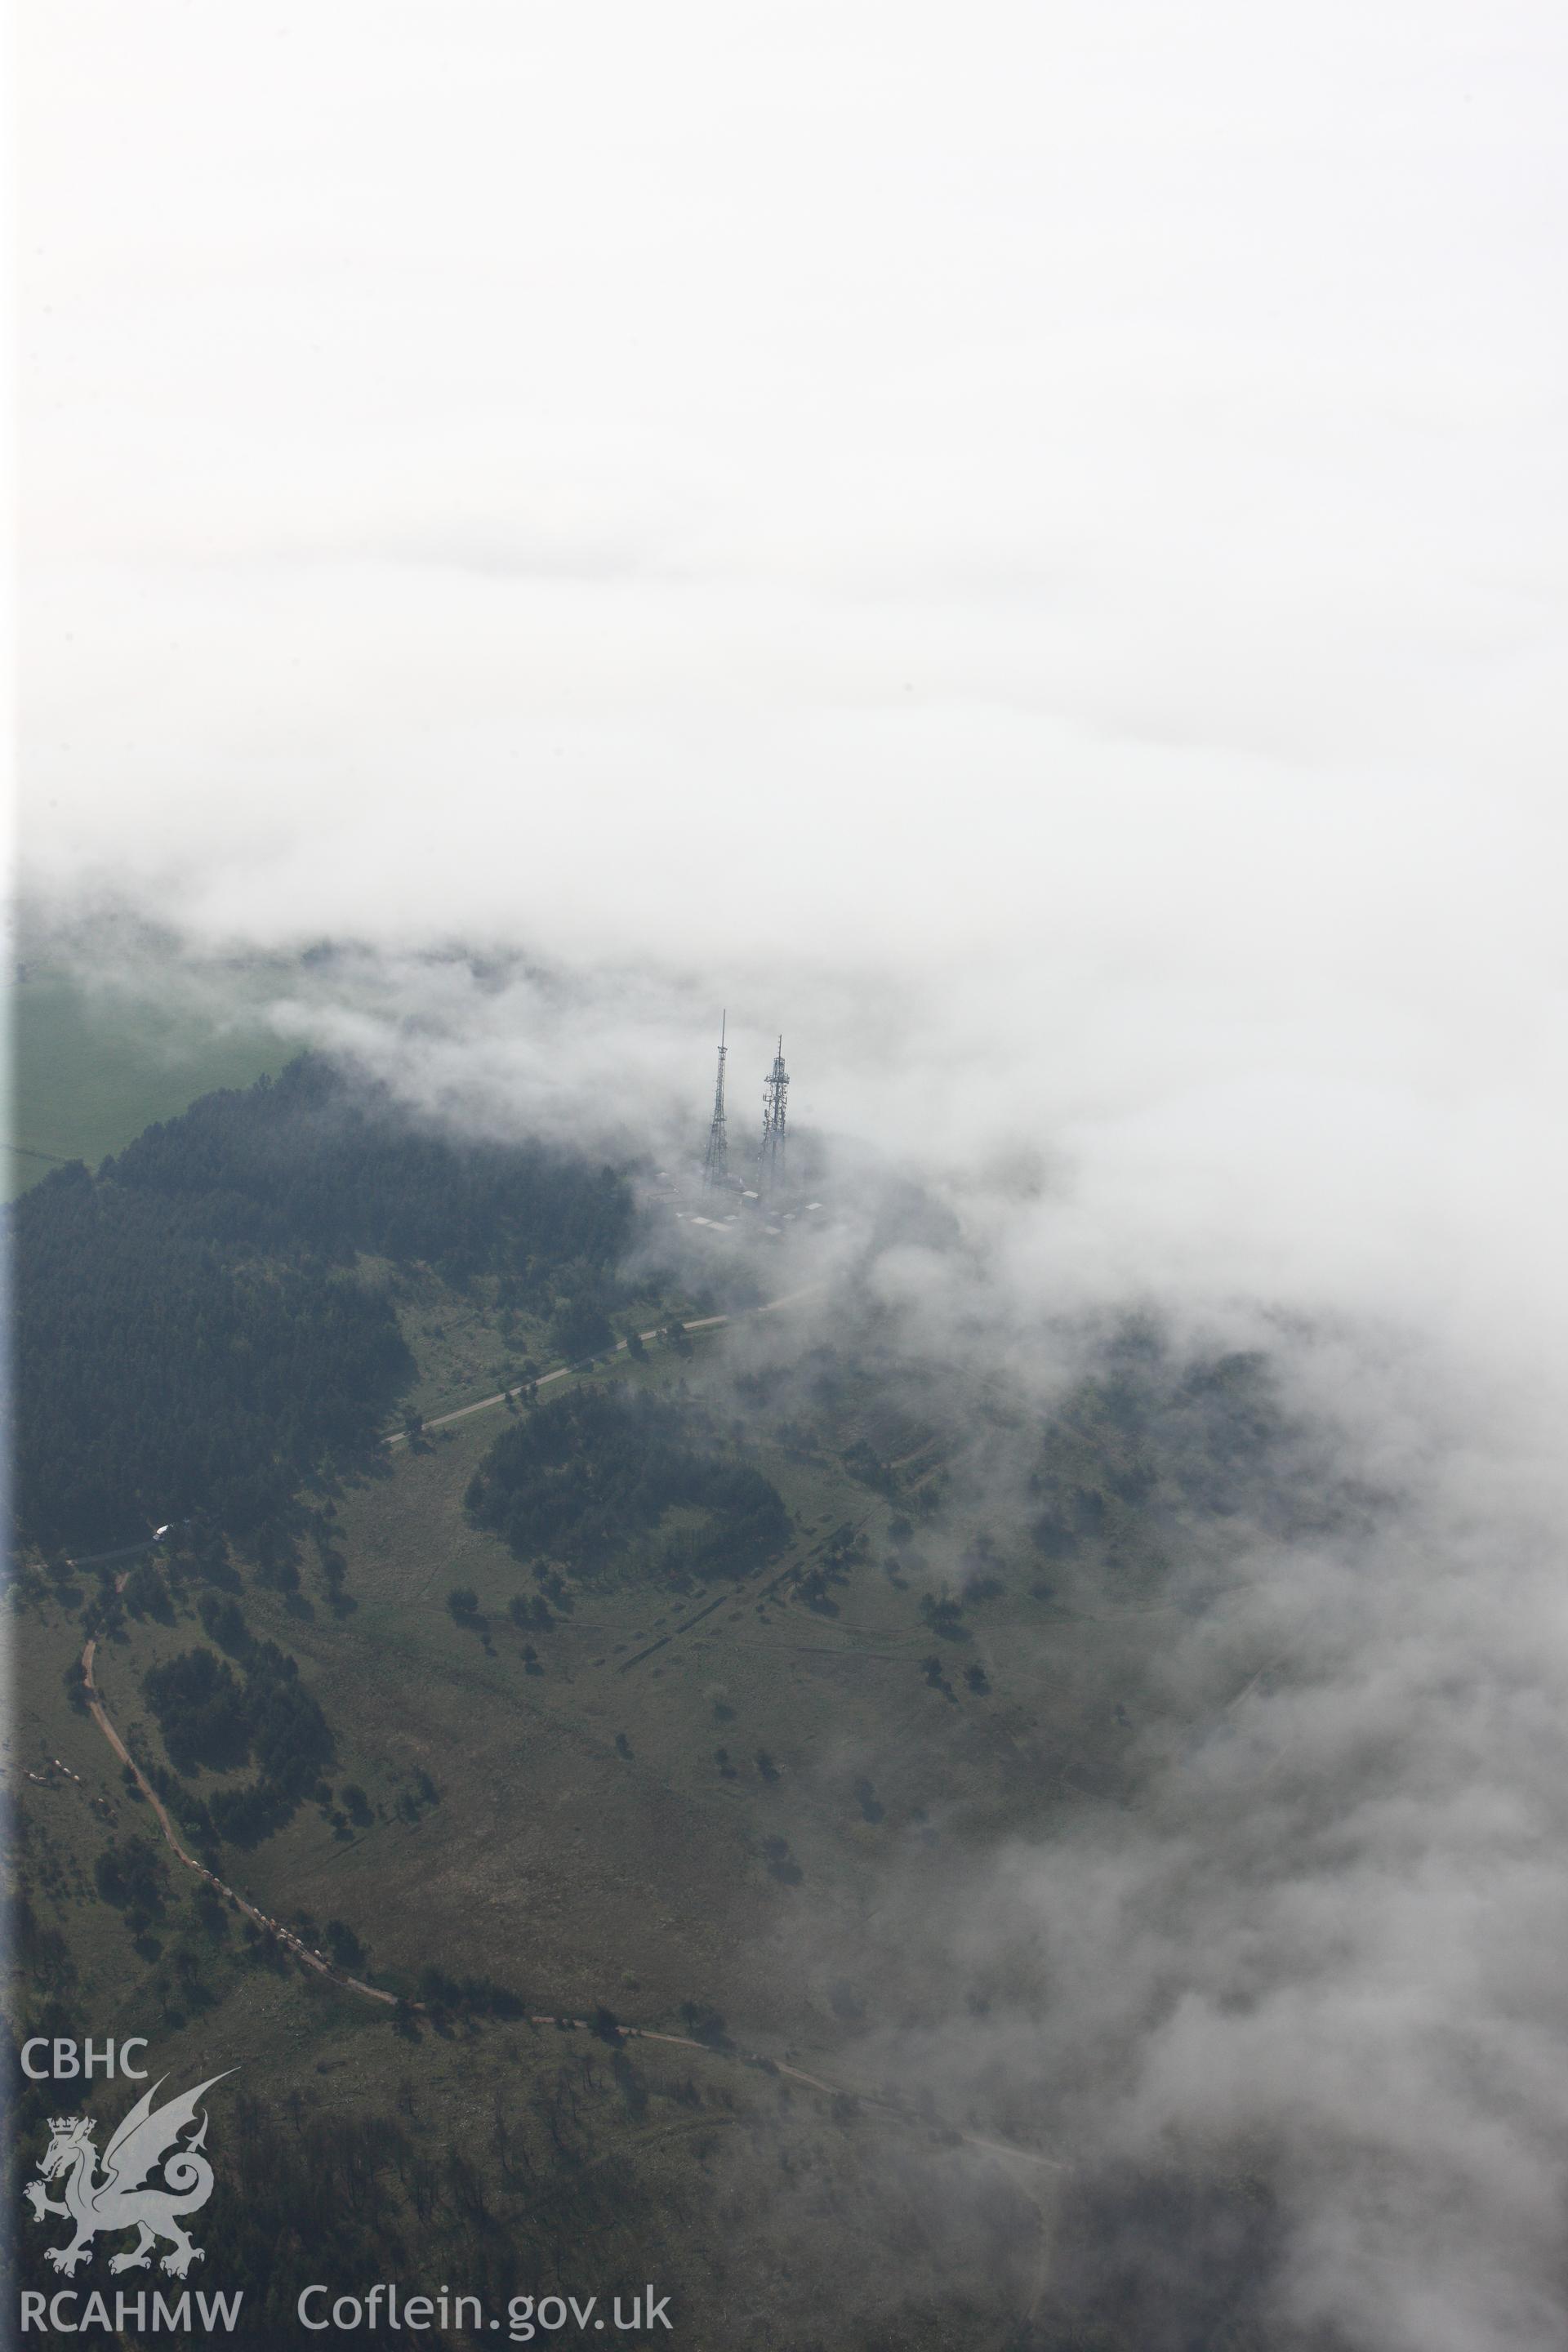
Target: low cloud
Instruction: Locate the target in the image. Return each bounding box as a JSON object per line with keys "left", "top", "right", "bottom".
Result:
{"left": 17, "top": 1, "right": 1568, "bottom": 2340}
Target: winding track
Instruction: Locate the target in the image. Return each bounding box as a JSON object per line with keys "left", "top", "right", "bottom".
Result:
{"left": 79, "top": 1627, "right": 398, "bottom": 2006}
{"left": 70, "top": 1278, "right": 1067, "bottom": 2195}
{"left": 76, "top": 1636, "right": 1067, "bottom": 2180}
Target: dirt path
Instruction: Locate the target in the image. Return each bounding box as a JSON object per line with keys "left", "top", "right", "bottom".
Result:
{"left": 76, "top": 1626, "right": 1067, "bottom": 2182}
{"left": 72, "top": 1285, "right": 834, "bottom": 2004}
{"left": 525, "top": 2020, "right": 1069, "bottom": 2179}
{"left": 67, "top": 1267, "right": 1067, "bottom": 2234}
{"left": 80, "top": 1624, "right": 396, "bottom": 2006}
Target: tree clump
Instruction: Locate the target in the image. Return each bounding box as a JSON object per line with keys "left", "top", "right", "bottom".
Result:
{"left": 465, "top": 1387, "right": 789, "bottom": 1585}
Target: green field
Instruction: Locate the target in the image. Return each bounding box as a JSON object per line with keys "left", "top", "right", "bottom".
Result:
{"left": 7, "top": 964, "right": 291, "bottom": 1198}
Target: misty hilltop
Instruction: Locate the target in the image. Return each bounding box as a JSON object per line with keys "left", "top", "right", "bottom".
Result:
{"left": 13, "top": 2, "right": 1568, "bottom": 2344}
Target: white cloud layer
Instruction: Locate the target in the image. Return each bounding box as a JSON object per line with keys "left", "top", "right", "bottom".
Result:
{"left": 20, "top": 0, "right": 1568, "bottom": 1364}
{"left": 17, "top": 4, "right": 1568, "bottom": 2341}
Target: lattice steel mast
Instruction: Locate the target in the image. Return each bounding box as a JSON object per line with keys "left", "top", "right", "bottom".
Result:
{"left": 702, "top": 1012, "right": 729, "bottom": 1189}
{"left": 757, "top": 1035, "right": 789, "bottom": 1196}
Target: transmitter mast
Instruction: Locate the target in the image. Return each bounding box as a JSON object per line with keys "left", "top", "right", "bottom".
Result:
{"left": 702, "top": 1013, "right": 729, "bottom": 1189}
{"left": 757, "top": 1036, "right": 789, "bottom": 1196}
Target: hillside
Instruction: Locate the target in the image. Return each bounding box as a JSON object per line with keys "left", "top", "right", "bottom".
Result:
{"left": 4, "top": 1071, "right": 1308, "bottom": 2350}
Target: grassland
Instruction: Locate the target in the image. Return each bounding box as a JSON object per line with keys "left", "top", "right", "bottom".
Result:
{"left": 6, "top": 964, "right": 291, "bottom": 1199}
{"left": 17, "top": 1276, "right": 1187, "bottom": 2047}
{"left": 13, "top": 1637, "right": 1049, "bottom": 2341}
{"left": 9, "top": 1232, "right": 1267, "bottom": 2344}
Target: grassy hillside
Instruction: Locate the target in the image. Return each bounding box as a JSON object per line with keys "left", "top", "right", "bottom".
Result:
{"left": 7, "top": 1079, "right": 1294, "bottom": 2347}
{"left": 10, "top": 1303, "right": 1090, "bottom": 2345}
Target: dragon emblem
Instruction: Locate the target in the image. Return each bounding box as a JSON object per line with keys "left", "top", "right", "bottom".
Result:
{"left": 24, "top": 2073, "right": 232, "bottom": 2278}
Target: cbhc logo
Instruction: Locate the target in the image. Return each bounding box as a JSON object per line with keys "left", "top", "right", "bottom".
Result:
{"left": 20, "top": 2039, "right": 149, "bottom": 2081}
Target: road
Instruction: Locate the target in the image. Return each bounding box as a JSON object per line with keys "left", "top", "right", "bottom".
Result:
{"left": 387, "top": 1285, "right": 824, "bottom": 1445}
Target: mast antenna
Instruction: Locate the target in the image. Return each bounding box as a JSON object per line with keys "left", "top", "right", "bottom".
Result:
{"left": 702, "top": 1012, "right": 729, "bottom": 1190}
{"left": 757, "top": 1034, "right": 789, "bottom": 1198}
